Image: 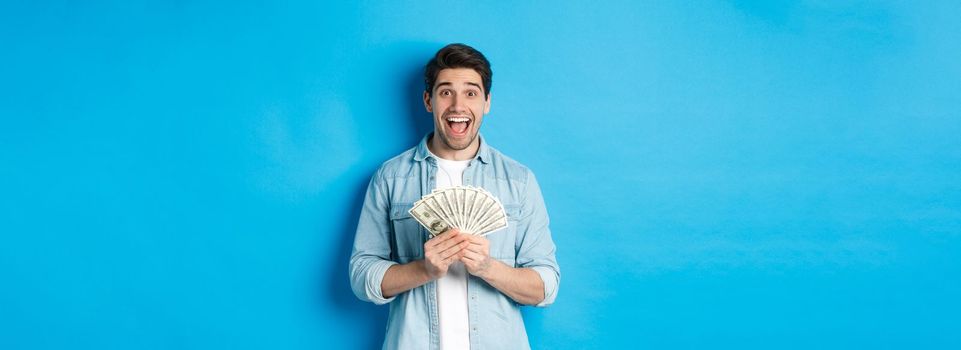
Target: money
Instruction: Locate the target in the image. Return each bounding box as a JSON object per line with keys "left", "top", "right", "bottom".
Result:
{"left": 408, "top": 185, "right": 508, "bottom": 237}
{"left": 409, "top": 202, "right": 450, "bottom": 236}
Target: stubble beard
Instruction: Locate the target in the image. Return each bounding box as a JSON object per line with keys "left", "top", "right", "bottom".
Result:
{"left": 438, "top": 128, "right": 477, "bottom": 151}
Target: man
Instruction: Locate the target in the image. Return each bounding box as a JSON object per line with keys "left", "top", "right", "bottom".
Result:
{"left": 349, "top": 43, "right": 560, "bottom": 350}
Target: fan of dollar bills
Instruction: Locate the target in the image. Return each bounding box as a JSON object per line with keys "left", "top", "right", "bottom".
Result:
{"left": 408, "top": 185, "right": 508, "bottom": 237}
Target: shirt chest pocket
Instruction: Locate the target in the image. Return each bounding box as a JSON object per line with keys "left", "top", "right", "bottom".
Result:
{"left": 389, "top": 204, "right": 425, "bottom": 260}
{"left": 488, "top": 204, "right": 521, "bottom": 263}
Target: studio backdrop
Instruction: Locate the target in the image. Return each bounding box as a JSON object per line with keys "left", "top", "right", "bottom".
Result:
{"left": 2, "top": 1, "right": 959, "bottom": 349}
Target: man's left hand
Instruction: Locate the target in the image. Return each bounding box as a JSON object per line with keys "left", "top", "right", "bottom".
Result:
{"left": 459, "top": 234, "right": 495, "bottom": 278}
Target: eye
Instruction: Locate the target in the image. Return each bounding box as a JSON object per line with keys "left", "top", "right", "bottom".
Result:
{"left": 441, "top": 90, "right": 452, "bottom": 96}
{"left": 467, "top": 91, "right": 477, "bottom": 97}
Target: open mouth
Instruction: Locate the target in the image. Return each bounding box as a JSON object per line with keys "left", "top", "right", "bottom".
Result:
{"left": 445, "top": 116, "right": 471, "bottom": 137}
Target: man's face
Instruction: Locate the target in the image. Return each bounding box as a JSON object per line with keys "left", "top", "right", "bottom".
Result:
{"left": 424, "top": 68, "right": 491, "bottom": 152}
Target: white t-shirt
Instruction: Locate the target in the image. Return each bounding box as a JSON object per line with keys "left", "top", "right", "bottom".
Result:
{"left": 433, "top": 156, "right": 471, "bottom": 350}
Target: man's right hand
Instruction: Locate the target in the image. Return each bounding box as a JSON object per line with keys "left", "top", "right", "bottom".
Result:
{"left": 422, "top": 229, "right": 470, "bottom": 279}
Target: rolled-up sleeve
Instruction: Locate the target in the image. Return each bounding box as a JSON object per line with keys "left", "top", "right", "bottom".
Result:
{"left": 348, "top": 169, "right": 398, "bottom": 305}
{"left": 514, "top": 172, "right": 560, "bottom": 307}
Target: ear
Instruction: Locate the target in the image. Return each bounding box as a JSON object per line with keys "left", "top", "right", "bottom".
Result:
{"left": 484, "top": 93, "right": 491, "bottom": 114}
{"left": 423, "top": 91, "right": 432, "bottom": 113}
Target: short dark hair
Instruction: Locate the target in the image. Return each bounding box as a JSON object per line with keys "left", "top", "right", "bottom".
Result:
{"left": 424, "top": 43, "right": 492, "bottom": 99}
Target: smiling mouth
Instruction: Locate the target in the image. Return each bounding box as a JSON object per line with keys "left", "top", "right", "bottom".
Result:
{"left": 445, "top": 116, "right": 471, "bottom": 137}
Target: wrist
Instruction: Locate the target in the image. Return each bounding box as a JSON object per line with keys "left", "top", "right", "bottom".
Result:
{"left": 418, "top": 259, "right": 438, "bottom": 281}
{"left": 476, "top": 257, "right": 503, "bottom": 281}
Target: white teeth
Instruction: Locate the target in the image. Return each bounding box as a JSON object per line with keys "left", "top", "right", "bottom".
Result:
{"left": 446, "top": 117, "right": 470, "bottom": 123}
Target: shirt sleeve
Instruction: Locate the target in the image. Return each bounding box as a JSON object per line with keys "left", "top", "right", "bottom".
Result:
{"left": 514, "top": 171, "right": 561, "bottom": 307}
{"left": 348, "top": 169, "right": 399, "bottom": 305}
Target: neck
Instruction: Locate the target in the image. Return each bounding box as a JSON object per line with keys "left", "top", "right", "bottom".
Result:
{"left": 427, "top": 133, "right": 480, "bottom": 161}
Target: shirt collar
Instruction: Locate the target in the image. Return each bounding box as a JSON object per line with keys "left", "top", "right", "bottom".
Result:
{"left": 414, "top": 132, "right": 491, "bottom": 164}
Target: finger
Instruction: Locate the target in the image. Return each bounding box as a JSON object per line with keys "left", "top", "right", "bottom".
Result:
{"left": 461, "top": 241, "right": 488, "bottom": 254}
{"left": 437, "top": 236, "right": 464, "bottom": 253}
{"left": 439, "top": 240, "right": 470, "bottom": 259}
{"left": 460, "top": 249, "right": 485, "bottom": 263}
{"left": 448, "top": 249, "right": 466, "bottom": 263}
{"left": 462, "top": 237, "right": 488, "bottom": 250}
{"left": 457, "top": 256, "right": 471, "bottom": 267}
{"left": 431, "top": 234, "right": 467, "bottom": 254}
{"left": 464, "top": 239, "right": 487, "bottom": 248}
{"left": 459, "top": 255, "right": 480, "bottom": 269}
{"left": 462, "top": 235, "right": 489, "bottom": 244}
{"left": 458, "top": 244, "right": 477, "bottom": 255}
{"left": 441, "top": 250, "right": 465, "bottom": 267}
{"left": 427, "top": 230, "right": 463, "bottom": 250}
{"left": 425, "top": 229, "right": 458, "bottom": 248}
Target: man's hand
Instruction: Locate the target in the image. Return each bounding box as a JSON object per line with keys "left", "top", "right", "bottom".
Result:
{"left": 459, "top": 234, "right": 495, "bottom": 278}
{"left": 423, "top": 229, "right": 470, "bottom": 279}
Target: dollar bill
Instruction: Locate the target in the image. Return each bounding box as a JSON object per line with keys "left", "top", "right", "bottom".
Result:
{"left": 409, "top": 201, "right": 450, "bottom": 237}
{"left": 408, "top": 185, "right": 509, "bottom": 237}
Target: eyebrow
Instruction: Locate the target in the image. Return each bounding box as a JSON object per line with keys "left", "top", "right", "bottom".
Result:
{"left": 434, "top": 82, "right": 483, "bottom": 91}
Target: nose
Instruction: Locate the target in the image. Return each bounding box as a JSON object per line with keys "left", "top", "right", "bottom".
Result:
{"left": 449, "top": 94, "right": 468, "bottom": 114}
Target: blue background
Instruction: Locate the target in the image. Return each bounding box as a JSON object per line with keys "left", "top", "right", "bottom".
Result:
{"left": 2, "top": 1, "right": 960, "bottom": 349}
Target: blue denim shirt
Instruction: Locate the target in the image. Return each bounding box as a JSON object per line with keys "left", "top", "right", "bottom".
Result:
{"left": 349, "top": 133, "right": 560, "bottom": 350}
